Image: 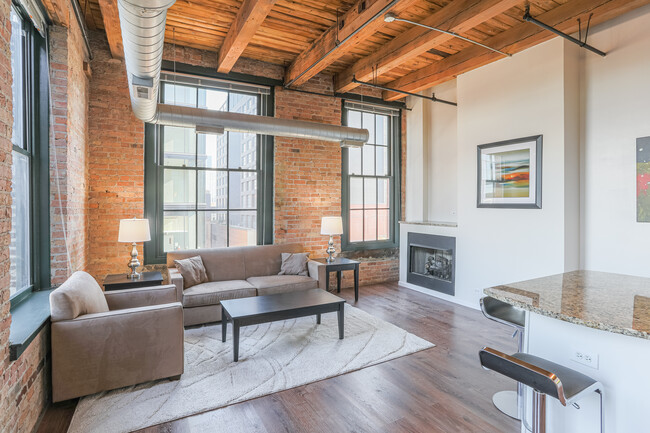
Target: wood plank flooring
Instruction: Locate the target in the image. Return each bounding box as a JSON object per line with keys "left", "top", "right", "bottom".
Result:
{"left": 38, "top": 282, "right": 520, "bottom": 433}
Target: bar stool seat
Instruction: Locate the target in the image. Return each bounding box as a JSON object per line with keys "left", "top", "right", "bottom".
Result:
{"left": 480, "top": 296, "right": 526, "bottom": 420}
{"left": 479, "top": 347, "right": 604, "bottom": 433}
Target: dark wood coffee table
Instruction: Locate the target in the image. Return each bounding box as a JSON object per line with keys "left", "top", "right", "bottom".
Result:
{"left": 220, "top": 289, "right": 345, "bottom": 362}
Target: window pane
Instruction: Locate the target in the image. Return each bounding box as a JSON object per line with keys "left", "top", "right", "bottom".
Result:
{"left": 349, "top": 210, "right": 363, "bottom": 243}
{"left": 348, "top": 110, "right": 361, "bottom": 128}
{"left": 364, "top": 178, "right": 376, "bottom": 209}
{"left": 229, "top": 171, "right": 257, "bottom": 209}
{"left": 163, "top": 83, "right": 197, "bottom": 107}
{"left": 229, "top": 132, "right": 257, "bottom": 169}
{"left": 348, "top": 147, "right": 361, "bottom": 175}
{"left": 378, "top": 209, "right": 389, "bottom": 240}
{"left": 197, "top": 133, "right": 226, "bottom": 169}
{"left": 164, "top": 169, "right": 196, "bottom": 209}
{"left": 198, "top": 171, "right": 226, "bottom": 209}
{"left": 362, "top": 144, "right": 375, "bottom": 176}
{"left": 376, "top": 115, "right": 388, "bottom": 146}
{"left": 198, "top": 211, "right": 227, "bottom": 248}
{"left": 229, "top": 211, "right": 257, "bottom": 246}
{"left": 10, "top": 9, "right": 24, "bottom": 150}
{"left": 363, "top": 112, "right": 375, "bottom": 144}
{"left": 199, "top": 88, "right": 228, "bottom": 111}
{"left": 229, "top": 93, "right": 257, "bottom": 115}
{"left": 378, "top": 178, "right": 390, "bottom": 209}
{"left": 350, "top": 177, "right": 363, "bottom": 209}
{"left": 163, "top": 211, "right": 196, "bottom": 251}
{"left": 376, "top": 146, "right": 388, "bottom": 176}
{"left": 163, "top": 126, "right": 195, "bottom": 167}
{"left": 10, "top": 151, "right": 30, "bottom": 295}
{"left": 364, "top": 210, "right": 377, "bottom": 242}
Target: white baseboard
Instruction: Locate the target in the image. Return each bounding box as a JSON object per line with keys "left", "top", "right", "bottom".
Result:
{"left": 397, "top": 281, "right": 479, "bottom": 310}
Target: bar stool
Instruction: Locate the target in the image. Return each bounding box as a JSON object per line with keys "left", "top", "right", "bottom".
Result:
{"left": 480, "top": 296, "right": 526, "bottom": 420}
{"left": 479, "top": 347, "right": 604, "bottom": 433}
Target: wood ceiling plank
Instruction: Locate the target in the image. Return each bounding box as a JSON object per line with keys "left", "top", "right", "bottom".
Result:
{"left": 284, "top": 0, "right": 420, "bottom": 87}
{"left": 98, "top": 0, "right": 123, "bottom": 59}
{"left": 335, "top": 0, "right": 521, "bottom": 93}
{"left": 383, "top": 0, "right": 650, "bottom": 100}
{"left": 42, "top": 0, "right": 70, "bottom": 27}
{"left": 217, "top": 0, "right": 277, "bottom": 72}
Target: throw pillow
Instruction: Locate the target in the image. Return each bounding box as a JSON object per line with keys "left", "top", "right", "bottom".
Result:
{"left": 174, "top": 256, "right": 209, "bottom": 289}
{"left": 278, "top": 252, "right": 310, "bottom": 276}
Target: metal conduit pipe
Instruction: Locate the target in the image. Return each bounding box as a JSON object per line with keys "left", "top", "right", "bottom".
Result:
{"left": 117, "top": 0, "right": 369, "bottom": 146}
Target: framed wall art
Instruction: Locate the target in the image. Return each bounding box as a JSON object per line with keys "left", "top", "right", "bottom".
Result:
{"left": 477, "top": 135, "right": 542, "bottom": 209}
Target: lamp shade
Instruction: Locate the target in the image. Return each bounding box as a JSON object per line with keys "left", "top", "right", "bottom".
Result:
{"left": 118, "top": 218, "right": 151, "bottom": 243}
{"left": 321, "top": 216, "right": 343, "bottom": 235}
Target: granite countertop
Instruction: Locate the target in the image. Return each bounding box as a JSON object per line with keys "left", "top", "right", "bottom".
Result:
{"left": 484, "top": 270, "right": 650, "bottom": 340}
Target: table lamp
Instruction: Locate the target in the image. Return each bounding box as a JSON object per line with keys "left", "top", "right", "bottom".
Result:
{"left": 321, "top": 216, "right": 343, "bottom": 263}
{"left": 118, "top": 218, "right": 151, "bottom": 279}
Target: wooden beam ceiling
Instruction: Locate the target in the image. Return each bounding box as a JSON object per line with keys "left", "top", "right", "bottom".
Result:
{"left": 98, "top": 0, "right": 124, "bottom": 59}
{"left": 217, "top": 0, "right": 277, "bottom": 73}
{"left": 41, "top": 0, "right": 69, "bottom": 27}
{"left": 284, "top": 0, "right": 419, "bottom": 87}
{"left": 334, "top": 0, "right": 521, "bottom": 93}
{"left": 383, "top": 0, "right": 650, "bottom": 100}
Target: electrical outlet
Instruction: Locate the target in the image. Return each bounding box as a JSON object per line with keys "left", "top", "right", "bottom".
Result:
{"left": 571, "top": 350, "right": 599, "bottom": 369}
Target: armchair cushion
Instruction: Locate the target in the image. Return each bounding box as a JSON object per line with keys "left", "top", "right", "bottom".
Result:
{"left": 104, "top": 284, "right": 178, "bottom": 310}
{"left": 50, "top": 271, "right": 109, "bottom": 322}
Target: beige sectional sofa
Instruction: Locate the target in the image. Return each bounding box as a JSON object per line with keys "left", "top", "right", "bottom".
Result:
{"left": 167, "top": 243, "right": 326, "bottom": 326}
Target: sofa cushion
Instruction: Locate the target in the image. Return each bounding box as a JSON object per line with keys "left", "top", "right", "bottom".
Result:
{"left": 167, "top": 248, "right": 246, "bottom": 282}
{"left": 279, "top": 252, "right": 310, "bottom": 276}
{"left": 174, "top": 256, "right": 208, "bottom": 289}
{"left": 247, "top": 275, "right": 318, "bottom": 296}
{"left": 182, "top": 280, "right": 257, "bottom": 308}
{"left": 50, "top": 271, "right": 109, "bottom": 322}
{"left": 243, "top": 243, "right": 304, "bottom": 279}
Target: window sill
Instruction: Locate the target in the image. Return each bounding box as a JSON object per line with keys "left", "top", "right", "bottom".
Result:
{"left": 9, "top": 289, "right": 53, "bottom": 361}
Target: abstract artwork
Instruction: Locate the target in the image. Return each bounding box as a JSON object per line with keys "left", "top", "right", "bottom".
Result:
{"left": 477, "top": 135, "right": 542, "bottom": 208}
{"left": 637, "top": 136, "right": 650, "bottom": 222}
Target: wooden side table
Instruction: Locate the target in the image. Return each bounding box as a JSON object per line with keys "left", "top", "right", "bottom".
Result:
{"left": 313, "top": 258, "right": 361, "bottom": 302}
{"left": 103, "top": 271, "right": 164, "bottom": 291}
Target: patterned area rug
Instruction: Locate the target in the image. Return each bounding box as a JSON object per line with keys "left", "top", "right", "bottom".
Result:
{"left": 67, "top": 304, "right": 434, "bottom": 433}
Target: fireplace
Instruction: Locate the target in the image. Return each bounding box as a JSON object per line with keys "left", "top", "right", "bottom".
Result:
{"left": 407, "top": 232, "right": 456, "bottom": 295}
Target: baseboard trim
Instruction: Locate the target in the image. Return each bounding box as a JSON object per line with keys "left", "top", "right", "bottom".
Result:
{"left": 397, "top": 281, "right": 479, "bottom": 310}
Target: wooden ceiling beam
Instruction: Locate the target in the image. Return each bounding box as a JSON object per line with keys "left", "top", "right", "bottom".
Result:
{"left": 335, "top": 0, "right": 521, "bottom": 94}
{"left": 383, "top": 0, "right": 650, "bottom": 100}
{"left": 284, "top": 0, "right": 419, "bottom": 88}
{"left": 98, "top": 0, "right": 124, "bottom": 59}
{"left": 41, "top": 0, "right": 70, "bottom": 27}
{"left": 217, "top": 0, "right": 277, "bottom": 73}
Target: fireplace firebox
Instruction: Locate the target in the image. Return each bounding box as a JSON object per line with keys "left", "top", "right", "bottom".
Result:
{"left": 407, "top": 232, "right": 456, "bottom": 295}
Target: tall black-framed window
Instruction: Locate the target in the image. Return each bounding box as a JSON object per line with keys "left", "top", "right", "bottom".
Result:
{"left": 144, "top": 73, "right": 274, "bottom": 264}
{"left": 9, "top": 3, "right": 50, "bottom": 301}
{"left": 342, "top": 102, "right": 401, "bottom": 251}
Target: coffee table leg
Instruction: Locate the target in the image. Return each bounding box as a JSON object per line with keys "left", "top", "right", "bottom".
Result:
{"left": 337, "top": 271, "right": 341, "bottom": 293}
{"left": 337, "top": 304, "right": 344, "bottom": 340}
{"left": 221, "top": 306, "right": 227, "bottom": 342}
{"left": 316, "top": 313, "right": 321, "bottom": 324}
{"left": 354, "top": 265, "right": 359, "bottom": 302}
{"left": 233, "top": 321, "right": 240, "bottom": 362}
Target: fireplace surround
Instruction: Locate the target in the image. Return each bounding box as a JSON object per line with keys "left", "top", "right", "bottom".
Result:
{"left": 406, "top": 232, "right": 456, "bottom": 295}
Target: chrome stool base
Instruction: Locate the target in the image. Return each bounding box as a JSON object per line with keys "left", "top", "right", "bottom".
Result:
{"left": 492, "top": 390, "right": 520, "bottom": 420}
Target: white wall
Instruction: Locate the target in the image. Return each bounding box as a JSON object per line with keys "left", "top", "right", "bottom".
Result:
{"left": 581, "top": 5, "right": 650, "bottom": 277}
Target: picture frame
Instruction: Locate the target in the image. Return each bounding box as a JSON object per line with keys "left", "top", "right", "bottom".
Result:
{"left": 477, "top": 135, "right": 543, "bottom": 209}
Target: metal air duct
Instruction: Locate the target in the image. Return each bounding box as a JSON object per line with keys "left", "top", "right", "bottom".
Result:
{"left": 117, "top": 0, "right": 369, "bottom": 146}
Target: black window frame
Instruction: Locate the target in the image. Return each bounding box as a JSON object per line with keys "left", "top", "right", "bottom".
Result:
{"left": 144, "top": 71, "right": 274, "bottom": 264}
{"left": 9, "top": 3, "right": 50, "bottom": 306}
{"left": 341, "top": 102, "right": 401, "bottom": 251}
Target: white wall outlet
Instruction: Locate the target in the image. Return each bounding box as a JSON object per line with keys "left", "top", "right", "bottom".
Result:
{"left": 571, "top": 350, "right": 599, "bottom": 369}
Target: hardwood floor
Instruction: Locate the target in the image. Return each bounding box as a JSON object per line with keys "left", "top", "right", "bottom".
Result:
{"left": 38, "top": 282, "right": 520, "bottom": 433}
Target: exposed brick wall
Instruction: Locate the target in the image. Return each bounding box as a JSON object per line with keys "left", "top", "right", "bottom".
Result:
{"left": 86, "top": 30, "right": 145, "bottom": 280}
{"left": 49, "top": 19, "right": 89, "bottom": 286}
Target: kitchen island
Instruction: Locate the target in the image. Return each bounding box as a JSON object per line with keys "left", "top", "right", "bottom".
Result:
{"left": 485, "top": 270, "right": 650, "bottom": 433}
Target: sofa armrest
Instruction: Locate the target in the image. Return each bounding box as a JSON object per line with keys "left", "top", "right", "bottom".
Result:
{"left": 308, "top": 260, "right": 327, "bottom": 290}
{"left": 51, "top": 303, "right": 184, "bottom": 402}
{"left": 104, "top": 284, "right": 178, "bottom": 311}
{"left": 169, "top": 268, "right": 184, "bottom": 302}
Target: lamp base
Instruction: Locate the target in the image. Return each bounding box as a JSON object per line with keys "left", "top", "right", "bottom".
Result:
{"left": 127, "top": 242, "right": 141, "bottom": 279}
{"left": 326, "top": 235, "right": 336, "bottom": 263}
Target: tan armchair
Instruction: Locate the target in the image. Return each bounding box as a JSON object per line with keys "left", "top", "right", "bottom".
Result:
{"left": 50, "top": 271, "right": 184, "bottom": 403}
